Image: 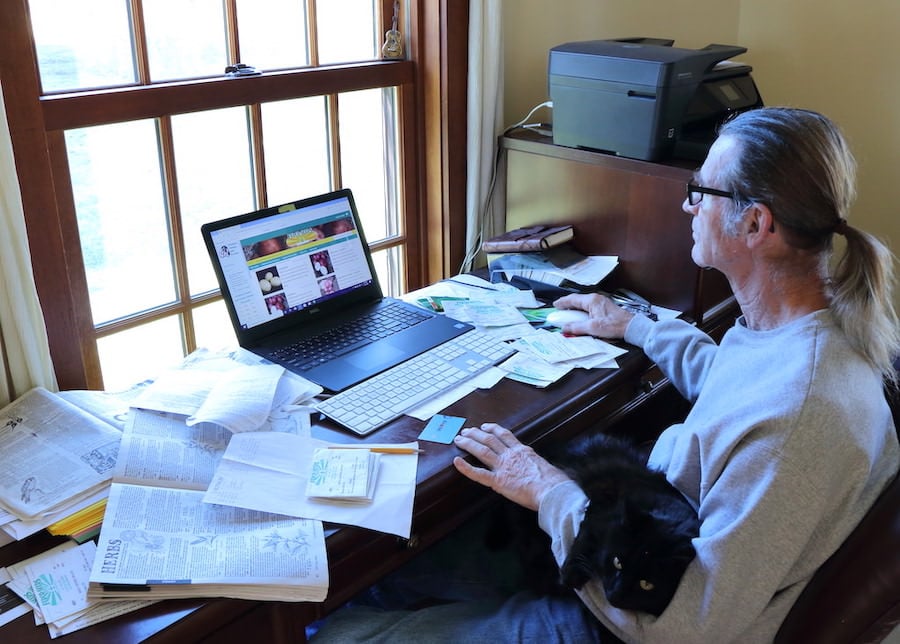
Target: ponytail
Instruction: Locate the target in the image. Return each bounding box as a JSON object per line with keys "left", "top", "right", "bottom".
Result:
{"left": 720, "top": 107, "right": 900, "bottom": 384}
{"left": 831, "top": 225, "right": 900, "bottom": 387}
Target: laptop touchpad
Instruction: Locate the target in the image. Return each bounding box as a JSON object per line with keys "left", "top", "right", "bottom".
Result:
{"left": 345, "top": 343, "right": 405, "bottom": 369}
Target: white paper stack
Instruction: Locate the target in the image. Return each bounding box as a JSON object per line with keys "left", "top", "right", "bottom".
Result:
{"left": 306, "top": 448, "right": 381, "bottom": 504}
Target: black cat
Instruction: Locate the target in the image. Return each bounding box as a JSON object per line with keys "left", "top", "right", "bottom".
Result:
{"left": 554, "top": 433, "right": 699, "bottom": 616}
{"left": 486, "top": 433, "right": 699, "bottom": 617}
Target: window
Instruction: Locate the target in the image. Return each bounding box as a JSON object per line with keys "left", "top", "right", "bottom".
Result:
{"left": 2, "top": 0, "right": 464, "bottom": 391}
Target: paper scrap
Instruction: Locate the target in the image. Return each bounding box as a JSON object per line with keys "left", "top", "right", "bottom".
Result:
{"left": 418, "top": 415, "right": 466, "bottom": 444}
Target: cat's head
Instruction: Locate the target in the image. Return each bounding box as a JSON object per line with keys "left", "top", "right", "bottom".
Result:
{"left": 561, "top": 497, "right": 699, "bottom": 616}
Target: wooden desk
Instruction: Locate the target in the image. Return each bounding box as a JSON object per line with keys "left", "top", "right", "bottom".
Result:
{"left": 0, "top": 308, "right": 735, "bottom": 643}
{"left": 2, "top": 138, "right": 737, "bottom": 643}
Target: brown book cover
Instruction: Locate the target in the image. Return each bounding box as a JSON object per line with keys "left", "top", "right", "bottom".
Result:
{"left": 481, "top": 224, "right": 574, "bottom": 253}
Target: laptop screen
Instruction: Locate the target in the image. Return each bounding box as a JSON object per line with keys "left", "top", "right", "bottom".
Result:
{"left": 202, "top": 189, "right": 381, "bottom": 338}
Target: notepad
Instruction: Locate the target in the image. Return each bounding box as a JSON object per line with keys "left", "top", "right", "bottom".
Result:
{"left": 306, "top": 448, "right": 381, "bottom": 504}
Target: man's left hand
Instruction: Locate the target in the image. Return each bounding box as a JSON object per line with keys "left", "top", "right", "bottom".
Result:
{"left": 452, "top": 423, "right": 570, "bottom": 511}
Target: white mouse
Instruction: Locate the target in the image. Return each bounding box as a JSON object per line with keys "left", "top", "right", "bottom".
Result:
{"left": 545, "top": 309, "right": 590, "bottom": 327}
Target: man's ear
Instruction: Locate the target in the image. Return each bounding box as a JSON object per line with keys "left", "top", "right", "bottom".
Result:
{"left": 745, "top": 203, "right": 776, "bottom": 245}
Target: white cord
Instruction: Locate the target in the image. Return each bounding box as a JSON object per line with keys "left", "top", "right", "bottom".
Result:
{"left": 460, "top": 101, "right": 553, "bottom": 272}
{"left": 503, "top": 100, "right": 552, "bottom": 134}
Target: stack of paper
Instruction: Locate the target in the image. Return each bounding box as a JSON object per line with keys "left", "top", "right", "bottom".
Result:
{"left": 486, "top": 246, "right": 619, "bottom": 287}
{"left": 499, "top": 329, "right": 630, "bottom": 387}
{"left": 306, "top": 448, "right": 381, "bottom": 504}
{"left": 2, "top": 540, "right": 155, "bottom": 638}
{"left": 2, "top": 348, "right": 333, "bottom": 632}
{"left": 46, "top": 498, "right": 107, "bottom": 543}
{"left": 0, "top": 388, "right": 125, "bottom": 542}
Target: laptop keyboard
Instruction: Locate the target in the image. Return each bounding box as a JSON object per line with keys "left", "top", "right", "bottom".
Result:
{"left": 315, "top": 330, "right": 516, "bottom": 435}
{"left": 269, "top": 301, "right": 432, "bottom": 371}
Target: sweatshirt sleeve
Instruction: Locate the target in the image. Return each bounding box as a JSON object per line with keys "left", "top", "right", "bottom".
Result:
{"left": 624, "top": 315, "right": 720, "bottom": 402}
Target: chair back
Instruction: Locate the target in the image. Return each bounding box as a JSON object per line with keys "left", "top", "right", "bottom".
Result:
{"left": 775, "top": 383, "right": 900, "bottom": 643}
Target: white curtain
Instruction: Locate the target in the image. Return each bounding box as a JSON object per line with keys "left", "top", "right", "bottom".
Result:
{"left": 462, "top": 0, "right": 505, "bottom": 272}
{"left": 0, "top": 82, "right": 58, "bottom": 405}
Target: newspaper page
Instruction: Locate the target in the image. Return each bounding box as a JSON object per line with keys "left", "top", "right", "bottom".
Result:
{"left": 88, "top": 483, "right": 328, "bottom": 602}
{"left": 0, "top": 388, "right": 121, "bottom": 520}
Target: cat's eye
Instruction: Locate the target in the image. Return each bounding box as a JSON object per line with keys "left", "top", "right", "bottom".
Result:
{"left": 612, "top": 556, "right": 623, "bottom": 570}
{"left": 639, "top": 579, "right": 655, "bottom": 591}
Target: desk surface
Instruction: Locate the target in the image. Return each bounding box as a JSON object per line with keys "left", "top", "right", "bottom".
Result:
{"left": 0, "top": 300, "right": 737, "bottom": 644}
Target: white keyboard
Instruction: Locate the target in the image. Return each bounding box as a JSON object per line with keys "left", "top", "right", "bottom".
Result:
{"left": 315, "top": 330, "right": 515, "bottom": 435}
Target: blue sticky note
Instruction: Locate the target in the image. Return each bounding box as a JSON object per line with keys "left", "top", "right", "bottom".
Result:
{"left": 418, "top": 414, "right": 466, "bottom": 444}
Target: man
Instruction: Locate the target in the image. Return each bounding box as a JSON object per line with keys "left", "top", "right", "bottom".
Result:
{"left": 314, "top": 107, "right": 900, "bottom": 643}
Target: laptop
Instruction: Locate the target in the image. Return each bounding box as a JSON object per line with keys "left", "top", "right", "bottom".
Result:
{"left": 201, "top": 189, "right": 473, "bottom": 392}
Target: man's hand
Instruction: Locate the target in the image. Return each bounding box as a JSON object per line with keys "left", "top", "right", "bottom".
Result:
{"left": 452, "top": 423, "right": 570, "bottom": 511}
{"left": 553, "top": 293, "right": 636, "bottom": 339}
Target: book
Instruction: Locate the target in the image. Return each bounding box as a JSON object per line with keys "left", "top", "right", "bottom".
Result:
{"left": 481, "top": 224, "right": 574, "bottom": 253}
{"left": 87, "top": 406, "right": 329, "bottom": 603}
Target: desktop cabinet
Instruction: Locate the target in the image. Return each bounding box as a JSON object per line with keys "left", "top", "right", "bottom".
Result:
{"left": 501, "top": 129, "right": 733, "bottom": 324}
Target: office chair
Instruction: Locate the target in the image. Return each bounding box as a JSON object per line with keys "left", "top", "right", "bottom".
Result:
{"left": 775, "top": 380, "right": 900, "bottom": 644}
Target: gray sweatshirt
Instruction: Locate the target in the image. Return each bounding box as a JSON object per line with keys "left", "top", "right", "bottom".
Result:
{"left": 539, "top": 310, "right": 899, "bottom": 643}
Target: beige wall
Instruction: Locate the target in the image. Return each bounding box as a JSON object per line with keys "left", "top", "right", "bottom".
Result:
{"left": 502, "top": 0, "right": 740, "bottom": 126}
{"left": 502, "top": 0, "right": 900, "bottom": 295}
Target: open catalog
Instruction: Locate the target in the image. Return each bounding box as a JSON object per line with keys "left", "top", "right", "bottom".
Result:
{"left": 0, "top": 388, "right": 121, "bottom": 534}
{"left": 87, "top": 404, "right": 329, "bottom": 603}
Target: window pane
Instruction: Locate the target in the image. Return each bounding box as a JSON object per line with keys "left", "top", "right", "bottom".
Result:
{"left": 66, "top": 121, "right": 174, "bottom": 325}
{"left": 144, "top": 0, "right": 227, "bottom": 81}
{"left": 171, "top": 107, "right": 256, "bottom": 296}
{"left": 97, "top": 317, "right": 186, "bottom": 391}
{"left": 316, "top": 0, "right": 378, "bottom": 65}
{"left": 371, "top": 246, "right": 404, "bottom": 297}
{"left": 29, "top": 0, "right": 135, "bottom": 92}
{"left": 192, "top": 300, "right": 238, "bottom": 351}
{"left": 235, "top": 0, "right": 309, "bottom": 70}
{"left": 338, "top": 87, "right": 399, "bottom": 242}
{"left": 261, "top": 97, "right": 331, "bottom": 206}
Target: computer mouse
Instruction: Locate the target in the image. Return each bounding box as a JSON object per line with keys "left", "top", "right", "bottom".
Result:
{"left": 545, "top": 309, "right": 590, "bottom": 327}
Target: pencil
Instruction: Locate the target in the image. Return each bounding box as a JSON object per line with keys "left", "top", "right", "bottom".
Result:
{"left": 327, "top": 446, "right": 423, "bottom": 454}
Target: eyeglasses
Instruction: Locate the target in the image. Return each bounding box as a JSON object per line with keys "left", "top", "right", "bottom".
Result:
{"left": 686, "top": 183, "right": 736, "bottom": 206}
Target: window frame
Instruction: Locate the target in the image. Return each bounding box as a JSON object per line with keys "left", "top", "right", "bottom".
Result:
{"left": 0, "top": 0, "right": 469, "bottom": 391}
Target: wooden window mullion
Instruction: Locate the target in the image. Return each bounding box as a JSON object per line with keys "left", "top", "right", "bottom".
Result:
{"left": 129, "top": 0, "right": 151, "bottom": 84}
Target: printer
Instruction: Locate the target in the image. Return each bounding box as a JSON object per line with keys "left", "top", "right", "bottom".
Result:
{"left": 548, "top": 37, "right": 763, "bottom": 161}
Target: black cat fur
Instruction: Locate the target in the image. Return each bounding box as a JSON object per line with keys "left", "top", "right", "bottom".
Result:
{"left": 484, "top": 432, "right": 699, "bottom": 617}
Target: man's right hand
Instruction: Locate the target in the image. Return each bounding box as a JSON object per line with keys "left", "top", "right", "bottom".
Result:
{"left": 552, "top": 293, "right": 636, "bottom": 339}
